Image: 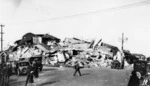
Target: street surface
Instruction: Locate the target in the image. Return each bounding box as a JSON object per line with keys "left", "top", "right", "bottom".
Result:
{"left": 9, "top": 66, "right": 133, "bottom": 86}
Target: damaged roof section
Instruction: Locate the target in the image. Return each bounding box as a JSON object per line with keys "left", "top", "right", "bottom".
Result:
{"left": 16, "top": 32, "right": 60, "bottom": 46}
{"left": 63, "top": 38, "right": 94, "bottom": 50}
{"left": 95, "top": 42, "right": 119, "bottom": 57}
{"left": 36, "top": 33, "right": 60, "bottom": 43}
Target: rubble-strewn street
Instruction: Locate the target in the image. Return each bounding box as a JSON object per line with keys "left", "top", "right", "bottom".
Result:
{"left": 9, "top": 66, "right": 132, "bottom": 86}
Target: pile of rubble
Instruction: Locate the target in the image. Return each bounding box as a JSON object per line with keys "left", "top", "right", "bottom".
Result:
{"left": 64, "top": 50, "right": 113, "bottom": 68}
{"left": 2, "top": 32, "right": 128, "bottom": 69}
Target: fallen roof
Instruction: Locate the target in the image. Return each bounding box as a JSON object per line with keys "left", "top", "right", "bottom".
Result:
{"left": 101, "top": 42, "right": 119, "bottom": 55}
{"left": 35, "top": 43, "right": 50, "bottom": 53}
{"left": 36, "top": 34, "right": 60, "bottom": 42}
{"left": 18, "top": 32, "right": 35, "bottom": 45}
{"left": 14, "top": 39, "right": 22, "bottom": 44}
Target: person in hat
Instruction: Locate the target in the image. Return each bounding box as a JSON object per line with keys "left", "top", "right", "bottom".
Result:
{"left": 33, "top": 59, "right": 39, "bottom": 78}
{"left": 73, "top": 60, "right": 83, "bottom": 76}
{"left": 0, "top": 63, "right": 11, "bottom": 86}
{"left": 127, "top": 71, "right": 140, "bottom": 86}
{"left": 25, "top": 62, "right": 35, "bottom": 86}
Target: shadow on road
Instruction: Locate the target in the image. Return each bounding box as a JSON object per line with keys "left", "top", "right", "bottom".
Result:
{"left": 38, "top": 80, "right": 59, "bottom": 86}
{"left": 9, "top": 78, "right": 18, "bottom": 82}
{"left": 42, "top": 73, "right": 57, "bottom": 77}
{"left": 81, "top": 73, "right": 90, "bottom": 76}
{"left": 42, "top": 68, "right": 57, "bottom": 72}
{"left": 9, "top": 80, "right": 25, "bottom": 86}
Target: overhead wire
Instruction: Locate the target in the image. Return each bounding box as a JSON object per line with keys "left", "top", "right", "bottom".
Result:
{"left": 8, "top": 0, "right": 150, "bottom": 24}
{"left": 39, "top": 0, "right": 150, "bottom": 21}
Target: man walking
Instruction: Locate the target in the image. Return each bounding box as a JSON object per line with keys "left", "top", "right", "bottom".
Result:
{"left": 73, "top": 60, "right": 83, "bottom": 76}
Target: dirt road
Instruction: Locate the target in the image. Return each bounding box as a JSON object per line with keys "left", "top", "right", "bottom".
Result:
{"left": 9, "top": 66, "right": 132, "bottom": 86}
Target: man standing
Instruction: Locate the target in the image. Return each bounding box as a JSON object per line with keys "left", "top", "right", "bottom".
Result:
{"left": 0, "top": 63, "right": 11, "bottom": 86}
{"left": 127, "top": 71, "right": 140, "bottom": 86}
{"left": 25, "top": 62, "right": 35, "bottom": 86}
{"left": 33, "top": 59, "right": 39, "bottom": 78}
{"left": 0, "top": 64, "right": 7, "bottom": 86}
{"left": 73, "top": 60, "right": 83, "bottom": 76}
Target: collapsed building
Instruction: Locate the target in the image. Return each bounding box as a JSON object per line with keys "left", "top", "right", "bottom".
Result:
{"left": 9, "top": 33, "right": 61, "bottom": 61}
{"left": 4, "top": 33, "right": 128, "bottom": 69}
{"left": 58, "top": 37, "right": 125, "bottom": 68}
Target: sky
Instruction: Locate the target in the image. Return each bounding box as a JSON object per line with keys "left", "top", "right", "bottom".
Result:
{"left": 0, "top": 0, "right": 150, "bottom": 56}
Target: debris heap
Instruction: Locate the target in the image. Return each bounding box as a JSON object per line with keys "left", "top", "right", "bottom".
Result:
{"left": 3, "top": 33, "right": 131, "bottom": 69}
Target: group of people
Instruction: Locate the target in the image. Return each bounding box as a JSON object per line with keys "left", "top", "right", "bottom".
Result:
{"left": 25, "top": 59, "right": 39, "bottom": 86}
{"left": 25, "top": 58, "right": 84, "bottom": 86}
{"left": 0, "top": 63, "right": 12, "bottom": 86}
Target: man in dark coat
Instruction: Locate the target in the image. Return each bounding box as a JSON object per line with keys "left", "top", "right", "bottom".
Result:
{"left": 0, "top": 63, "right": 11, "bottom": 86}
{"left": 0, "top": 65, "right": 8, "bottom": 86}
{"left": 127, "top": 71, "right": 140, "bottom": 86}
{"left": 73, "top": 61, "right": 82, "bottom": 76}
{"left": 25, "top": 63, "right": 35, "bottom": 86}
{"left": 33, "top": 59, "right": 39, "bottom": 78}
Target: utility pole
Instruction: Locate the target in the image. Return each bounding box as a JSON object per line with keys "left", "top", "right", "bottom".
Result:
{"left": 0, "top": 24, "right": 4, "bottom": 52}
{"left": 120, "top": 33, "right": 128, "bottom": 69}
{"left": 120, "top": 32, "right": 128, "bottom": 52}
{"left": 121, "top": 33, "right": 124, "bottom": 51}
